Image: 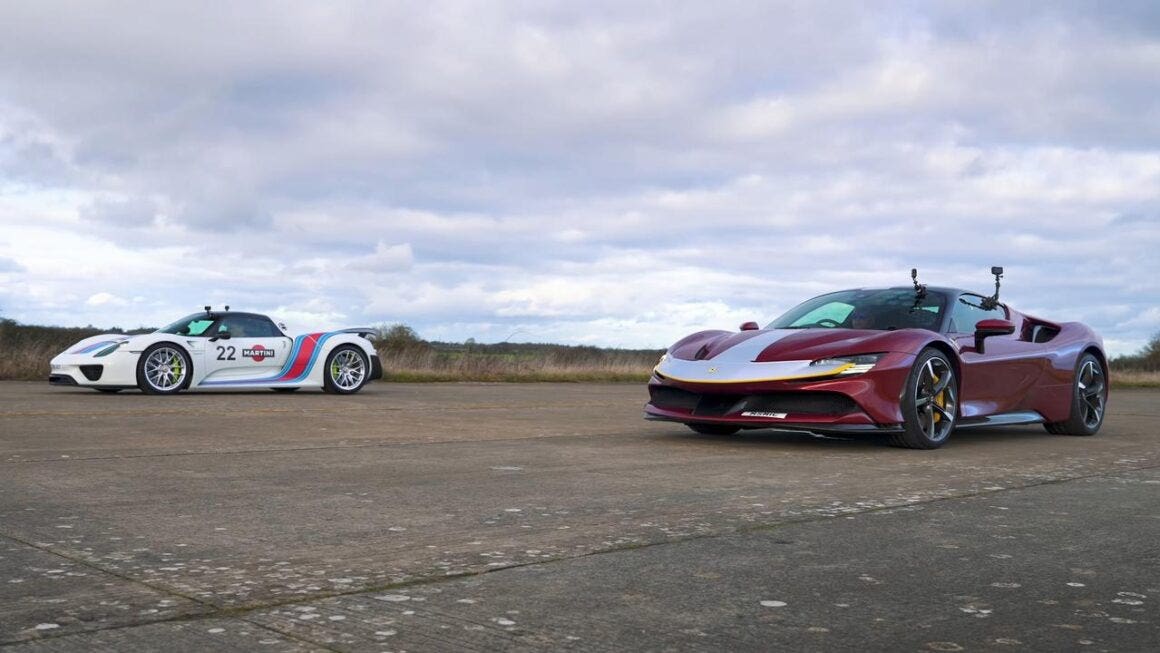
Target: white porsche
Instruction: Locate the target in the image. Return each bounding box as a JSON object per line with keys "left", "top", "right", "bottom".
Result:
{"left": 49, "top": 307, "right": 382, "bottom": 394}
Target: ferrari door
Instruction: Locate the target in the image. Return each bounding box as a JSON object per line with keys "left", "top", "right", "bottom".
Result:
{"left": 949, "top": 294, "right": 1045, "bottom": 418}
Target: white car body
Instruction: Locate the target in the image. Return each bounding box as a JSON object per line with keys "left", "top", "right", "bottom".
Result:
{"left": 49, "top": 310, "right": 382, "bottom": 394}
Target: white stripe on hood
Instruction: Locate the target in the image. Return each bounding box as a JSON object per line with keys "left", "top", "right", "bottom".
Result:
{"left": 706, "top": 329, "right": 799, "bottom": 362}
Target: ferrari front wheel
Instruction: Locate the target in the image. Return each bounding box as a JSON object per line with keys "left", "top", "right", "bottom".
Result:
{"left": 1044, "top": 353, "right": 1107, "bottom": 436}
{"left": 137, "top": 343, "right": 191, "bottom": 395}
{"left": 323, "top": 345, "right": 369, "bottom": 394}
{"left": 892, "top": 348, "right": 958, "bottom": 449}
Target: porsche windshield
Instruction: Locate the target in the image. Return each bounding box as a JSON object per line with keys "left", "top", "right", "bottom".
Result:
{"left": 157, "top": 313, "right": 216, "bottom": 336}
{"left": 766, "top": 289, "right": 945, "bottom": 331}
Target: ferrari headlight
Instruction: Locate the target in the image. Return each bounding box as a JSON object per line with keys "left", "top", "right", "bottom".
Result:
{"left": 809, "top": 353, "right": 883, "bottom": 376}
{"left": 94, "top": 342, "right": 124, "bottom": 357}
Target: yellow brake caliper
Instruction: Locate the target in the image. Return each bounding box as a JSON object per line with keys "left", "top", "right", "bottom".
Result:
{"left": 931, "top": 371, "right": 943, "bottom": 422}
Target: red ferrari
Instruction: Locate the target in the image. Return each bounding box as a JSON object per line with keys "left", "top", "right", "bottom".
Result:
{"left": 645, "top": 268, "right": 1108, "bottom": 449}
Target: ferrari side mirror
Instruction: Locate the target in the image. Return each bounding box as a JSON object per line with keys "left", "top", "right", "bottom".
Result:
{"left": 974, "top": 318, "right": 1014, "bottom": 354}
{"left": 739, "top": 321, "right": 760, "bottom": 331}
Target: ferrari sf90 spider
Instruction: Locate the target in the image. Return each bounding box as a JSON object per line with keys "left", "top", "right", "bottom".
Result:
{"left": 645, "top": 268, "right": 1108, "bottom": 449}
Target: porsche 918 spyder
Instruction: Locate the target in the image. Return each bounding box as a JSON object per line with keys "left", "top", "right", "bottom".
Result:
{"left": 645, "top": 268, "right": 1108, "bottom": 449}
{"left": 49, "top": 307, "right": 383, "bottom": 395}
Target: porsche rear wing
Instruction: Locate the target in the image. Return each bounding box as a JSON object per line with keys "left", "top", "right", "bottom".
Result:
{"left": 337, "top": 327, "right": 379, "bottom": 341}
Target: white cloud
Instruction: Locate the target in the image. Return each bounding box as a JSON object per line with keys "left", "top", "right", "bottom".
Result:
{"left": 85, "top": 292, "right": 128, "bottom": 307}
{"left": 0, "top": 2, "right": 1157, "bottom": 356}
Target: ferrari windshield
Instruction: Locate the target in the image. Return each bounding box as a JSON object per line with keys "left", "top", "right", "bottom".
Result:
{"left": 156, "top": 313, "right": 216, "bottom": 336}
{"left": 766, "top": 289, "right": 946, "bottom": 331}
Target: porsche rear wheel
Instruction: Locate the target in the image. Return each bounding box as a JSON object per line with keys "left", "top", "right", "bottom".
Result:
{"left": 323, "top": 345, "right": 369, "bottom": 394}
{"left": 1044, "top": 353, "right": 1106, "bottom": 436}
{"left": 137, "top": 343, "right": 191, "bottom": 395}
{"left": 892, "top": 348, "right": 958, "bottom": 449}
{"left": 687, "top": 423, "right": 741, "bottom": 436}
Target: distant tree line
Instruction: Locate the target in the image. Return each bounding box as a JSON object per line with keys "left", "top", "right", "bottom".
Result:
{"left": 1111, "top": 331, "right": 1160, "bottom": 372}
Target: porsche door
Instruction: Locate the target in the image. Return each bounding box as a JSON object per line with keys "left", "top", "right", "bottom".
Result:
{"left": 202, "top": 315, "right": 292, "bottom": 381}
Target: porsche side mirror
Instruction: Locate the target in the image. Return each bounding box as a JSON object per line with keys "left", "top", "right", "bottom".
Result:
{"left": 974, "top": 318, "right": 1014, "bottom": 354}
{"left": 739, "top": 321, "right": 760, "bottom": 331}
{"left": 210, "top": 331, "right": 232, "bottom": 342}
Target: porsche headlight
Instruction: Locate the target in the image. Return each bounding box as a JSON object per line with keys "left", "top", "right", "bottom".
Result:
{"left": 94, "top": 342, "right": 124, "bottom": 357}
{"left": 809, "top": 353, "right": 883, "bottom": 376}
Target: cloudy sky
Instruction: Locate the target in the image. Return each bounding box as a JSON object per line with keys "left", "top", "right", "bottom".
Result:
{"left": 1, "top": 2, "right": 1157, "bottom": 355}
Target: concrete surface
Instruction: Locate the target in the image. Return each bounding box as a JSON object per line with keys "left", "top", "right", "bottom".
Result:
{"left": 0, "top": 382, "right": 1157, "bottom": 651}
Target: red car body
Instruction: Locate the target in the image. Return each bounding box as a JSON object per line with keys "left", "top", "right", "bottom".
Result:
{"left": 645, "top": 284, "right": 1108, "bottom": 448}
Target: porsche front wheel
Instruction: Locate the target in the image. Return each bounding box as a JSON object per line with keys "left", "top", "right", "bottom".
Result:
{"left": 137, "top": 343, "right": 191, "bottom": 395}
{"left": 892, "top": 348, "right": 958, "bottom": 449}
{"left": 323, "top": 345, "right": 369, "bottom": 394}
{"left": 1044, "top": 353, "right": 1106, "bottom": 436}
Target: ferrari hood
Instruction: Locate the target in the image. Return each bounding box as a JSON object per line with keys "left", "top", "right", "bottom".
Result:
{"left": 658, "top": 327, "right": 925, "bottom": 384}
{"left": 670, "top": 328, "right": 917, "bottom": 362}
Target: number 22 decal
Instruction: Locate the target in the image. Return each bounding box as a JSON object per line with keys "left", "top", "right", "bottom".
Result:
{"left": 216, "top": 345, "right": 236, "bottom": 361}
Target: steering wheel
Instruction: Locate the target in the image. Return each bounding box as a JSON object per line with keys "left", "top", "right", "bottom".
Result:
{"left": 815, "top": 318, "right": 841, "bottom": 328}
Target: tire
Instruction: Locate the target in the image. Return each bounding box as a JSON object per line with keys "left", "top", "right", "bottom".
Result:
{"left": 687, "top": 423, "right": 741, "bottom": 436}
{"left": 891, "top": 348, "right": 958, "bottom": 449}
{"left": 322, "top": 345, "right": 370, "bottom": 394}
{"left": 270, "top": 387, "right": 300, "bottom": 393}
{"left": 1044, "top": 352, "right": 1107, "bottom": 436}
{"left": 136, "top": 343, "right": 191, "bottom": 395}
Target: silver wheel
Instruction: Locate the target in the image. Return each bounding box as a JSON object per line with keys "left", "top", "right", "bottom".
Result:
{"left": 913, "top": 356, "right": 957, "bottom": 442}
{"left": 1077, "top": 359, "right": 1106, "bottom": 429}
{"left": 1046, "top": 353, "right": 1107, "bottom": 436}
{"left": 137, "top": 344, "right": 190, "bottom": 395}
{"left": 324, "top": 346, "right": 368, "bottom": 394}
{"left": 892, "top": 348, "right": 958, "bottom": 449}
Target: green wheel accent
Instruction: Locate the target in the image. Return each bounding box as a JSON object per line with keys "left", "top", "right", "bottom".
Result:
{"left": 322, "top": 345, "right": 369, "bottom": 394}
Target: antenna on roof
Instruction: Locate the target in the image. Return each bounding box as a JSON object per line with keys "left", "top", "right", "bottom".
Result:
{"left": 981, "top": 266, "right": 1003, "bottom": 310}
{"left": 224, "top": 305, "right": 230, "bottom": 311}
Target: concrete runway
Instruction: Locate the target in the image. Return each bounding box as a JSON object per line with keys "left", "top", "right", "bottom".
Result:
{"left": 1, "top": 381, "right": 1157, "bottom": 651}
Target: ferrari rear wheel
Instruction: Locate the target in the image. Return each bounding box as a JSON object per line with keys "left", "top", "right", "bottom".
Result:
{"left": 892, "top": 348, "right": 958, "bottom": 449}
{"left": 323, "top": 345, "right": 369, "bottom": 394}
{"left": 137, "top": 343, "right": 191, "bottom": 395}
{"left": 1044, "top": 353, "right": 1106, "bottom": 436}
{"left": 687, "top": 423, "right": 741, "bottom": 436}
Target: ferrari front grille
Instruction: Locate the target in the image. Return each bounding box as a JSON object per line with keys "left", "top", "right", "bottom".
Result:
{"left": 651, "top": 387, "right": 859, "bottom": 418}
{"left": 745, "top": 392, "right": 858, "bottom": 415}
{"left": 649, "top": 386, "right": 701, "bottom": 411}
